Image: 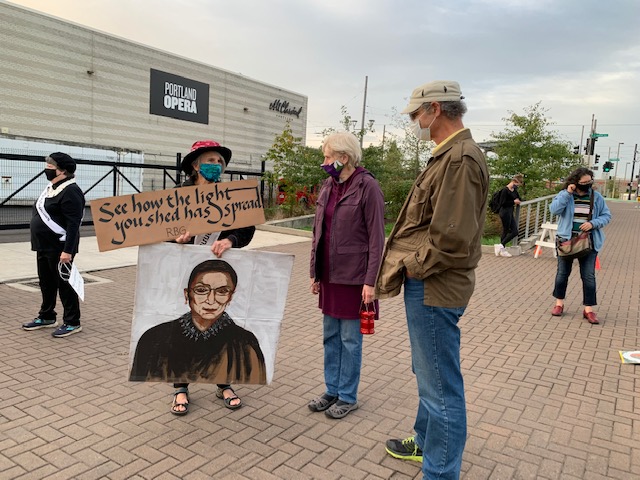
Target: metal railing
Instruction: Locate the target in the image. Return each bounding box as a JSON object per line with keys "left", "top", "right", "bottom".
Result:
{"left": 0, "top": 153, "right": 264, "bottom": 230}
{"left": 513, "top": 194, "right": 557, "bottom": 246}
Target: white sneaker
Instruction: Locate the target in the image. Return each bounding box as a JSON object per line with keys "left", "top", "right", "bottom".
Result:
{"left": 499, "top": 248, "right": 512, "bottom": 257}
{"left": 494, "top": 244, "right": 503, "bottom": 256}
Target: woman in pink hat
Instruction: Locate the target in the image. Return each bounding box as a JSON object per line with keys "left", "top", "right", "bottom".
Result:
{"left": 170, "top": 140, "right": 256, "bottom": 415}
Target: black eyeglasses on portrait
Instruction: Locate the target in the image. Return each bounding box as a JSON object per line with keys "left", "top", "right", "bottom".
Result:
{"left": 190, "top": 285, "right": 234, "bottom": 301}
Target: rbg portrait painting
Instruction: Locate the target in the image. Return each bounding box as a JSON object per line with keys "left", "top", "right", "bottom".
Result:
{"left": 129, "top": 242, "right": 293, "bottom": 385}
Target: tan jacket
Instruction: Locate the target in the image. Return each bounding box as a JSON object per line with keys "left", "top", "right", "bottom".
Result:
{"left": 375, "top": 129, "right": 489, "bottom": 308}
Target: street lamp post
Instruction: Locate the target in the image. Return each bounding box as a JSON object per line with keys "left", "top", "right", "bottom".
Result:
{"left": 629, "top": 144, "right": 638, "bottom": 200}
{"left": 614, "top": 142, "right": 624, "bottom": 198}
{"left": 624, "top": 163, "right": 630, "bottom": 187}
{"left": 605, "top": 147, "right": 612, "bottom": 197}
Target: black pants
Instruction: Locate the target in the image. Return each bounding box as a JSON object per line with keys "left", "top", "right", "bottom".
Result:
{"left": 499, "top": 208, "right": 518, "bottom": 246}
{"left": 37, "top": 251, "right": 81, "bottom": 326}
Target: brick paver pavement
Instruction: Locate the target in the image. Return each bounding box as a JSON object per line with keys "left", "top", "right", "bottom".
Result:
{"left": 1, "top": 201, "right": 638, "bottom": 479}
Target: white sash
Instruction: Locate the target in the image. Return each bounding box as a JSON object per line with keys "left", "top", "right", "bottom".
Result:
{"left": 35, "top": 179, "right": 78, "bottom": 241}
{"left": 194, "top": 232, "right": 220, "bottom": 246}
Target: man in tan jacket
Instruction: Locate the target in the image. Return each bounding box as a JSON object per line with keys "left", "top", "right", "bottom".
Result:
{"left": 377, "top": 80, "right": 489, "bottom": 480}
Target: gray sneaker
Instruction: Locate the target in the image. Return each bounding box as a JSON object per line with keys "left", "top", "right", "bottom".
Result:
{"left": 325, "top": 400, "right": 358, "bottom": 419}
{"left": 51, "top": 324, "right": 82, "bottom": 338}
{"left": 22, "top": 318, "right": 58, "bottom": 331}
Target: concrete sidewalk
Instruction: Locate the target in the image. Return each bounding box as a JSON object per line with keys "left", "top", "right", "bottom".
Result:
{"left": 0, "top": 201, "right": 639, "bottom": 479}
{"left": 0, "top": 226, "right": 311, "bottom": 284}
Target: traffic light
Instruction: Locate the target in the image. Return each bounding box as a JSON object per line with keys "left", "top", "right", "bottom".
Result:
{"left": 589, "top": 137, "right": 597, "bottom": 155}
{"left": 573, "top": 145, "right": 579, "bottom": 154}
{"left": 595, "top": 154, "right": 600, "bottom": 164}
{"left": 602, "top": 161, "right": 613, "bottom": 172}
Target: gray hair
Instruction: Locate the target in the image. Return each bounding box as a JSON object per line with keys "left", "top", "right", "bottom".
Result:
{"left": 422, "top": 100, "right": 467, "bottom": 120}
{"left": 322, "top": 131, "right": 362, "bottom": 167}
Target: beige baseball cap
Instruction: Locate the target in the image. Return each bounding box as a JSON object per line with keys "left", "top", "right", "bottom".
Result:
{"left": 401, "top": 80, "right": 464, "bottom": 114}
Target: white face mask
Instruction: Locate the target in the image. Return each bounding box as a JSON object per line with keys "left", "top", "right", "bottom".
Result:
{"left": 410, "top": 112, "right": 437, "bottom": 142}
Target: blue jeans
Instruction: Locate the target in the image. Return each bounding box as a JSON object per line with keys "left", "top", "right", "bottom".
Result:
{"left": 323, "top": 315, "right": 363, "bottom": 404}
{"left": 552, "top": 249, "right": 597, "bottom": 306}
{"left": 404, "top": 278, "right": 467, "bottom": 480}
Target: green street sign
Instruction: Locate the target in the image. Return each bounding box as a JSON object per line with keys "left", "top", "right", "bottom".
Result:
{"left": 590, "top": 133, "right": 609, "bottom": 138}
{"left": 610, "top": 158, "right": 620, "bottom": 162}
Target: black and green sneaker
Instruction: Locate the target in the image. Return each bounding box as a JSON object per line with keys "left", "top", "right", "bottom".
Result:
{"left": 22, "top": 318, "right": 58, "bottom": 331}
{"left": 385, "top": 436, "right": 423, "bottom": 463}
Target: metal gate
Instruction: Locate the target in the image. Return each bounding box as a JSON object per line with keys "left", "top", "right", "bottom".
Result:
{"left": 0, "top": 153, "right": 264, "bottom": 230}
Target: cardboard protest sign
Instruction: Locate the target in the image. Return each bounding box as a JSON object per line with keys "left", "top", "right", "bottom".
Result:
{"left": 128, "top": 242, "right": 294, "bottom": 385}
{"left": 619, "top": 351, "right": 640, "bottom": 364}
{"left": 90, "top": 180, "right": 264, "bottom": 251}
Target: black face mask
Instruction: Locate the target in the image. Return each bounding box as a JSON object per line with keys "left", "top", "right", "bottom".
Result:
{"left": 44, "top": 169, "right": 58, "bottom": 181}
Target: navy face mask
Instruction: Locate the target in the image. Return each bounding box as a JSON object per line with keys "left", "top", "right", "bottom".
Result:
{"left": 199, "top": 163, "right": 222, "bottom": 182}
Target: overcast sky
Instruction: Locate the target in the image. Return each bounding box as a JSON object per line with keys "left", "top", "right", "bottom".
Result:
{"left": 9, "top": 0, "right": 640, "bottom": 177}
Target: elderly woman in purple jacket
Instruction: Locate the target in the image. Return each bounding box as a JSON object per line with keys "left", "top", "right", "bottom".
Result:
{"left": 308, "top": 131, "right": 385, "bottom": 419}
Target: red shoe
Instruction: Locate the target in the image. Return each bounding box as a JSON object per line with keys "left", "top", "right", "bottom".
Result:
{"left": 551, "top": 305, "right": 564, "bottom": 316}
{"left": 583, "top": 310, "right": 599, "bottom": 324}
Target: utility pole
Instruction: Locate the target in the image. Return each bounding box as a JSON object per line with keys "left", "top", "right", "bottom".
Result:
{"left": 360, "top": 76, "right": 368, "bottom": 149}
{"left": 614, "top": 142, "right": 624, "bottom": 197}
{"left": 629, "top": 144, "right": 638, "bottom": 200}
{"left": 585, "top": 115, "right": 596, "bottom": 167}
{"left": 605, "top": 147, "right": 612, "bottom": 197}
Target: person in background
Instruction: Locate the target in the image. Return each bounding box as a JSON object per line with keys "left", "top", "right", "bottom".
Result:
{"left": 494, "top": 174, "right": 524, "bottom": 257}
{"left": 170, "top": 140, "right": 256, "bottom": 415}
{"left": 377, "top": 80, "right": 489, "bottom": 479}
{"left": 24, "top": 153, "right": 86, "bottom": 338}
{"left": 308, "top": 131, "right": 385, "bottom": 420}
{"left": 549, "top": 167, "right": 611, "bottom": 324}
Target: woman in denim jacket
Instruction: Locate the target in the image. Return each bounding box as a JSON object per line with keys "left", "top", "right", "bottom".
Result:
{"left": 549, "top": 167, "right": 611, "bottom": 324}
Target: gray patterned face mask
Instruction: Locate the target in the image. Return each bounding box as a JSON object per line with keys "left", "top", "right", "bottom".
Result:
{"left": 411, "top": 113, "right": 436, "bottom": 142}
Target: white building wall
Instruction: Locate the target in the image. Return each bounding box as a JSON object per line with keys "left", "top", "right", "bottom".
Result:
{"left": 0, "top": 1, "right": 307, "bottom": 173}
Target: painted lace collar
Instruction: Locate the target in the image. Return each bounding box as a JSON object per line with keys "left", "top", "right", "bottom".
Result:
{"left": 178, "top": 311, "right": 233, "bottom": 342}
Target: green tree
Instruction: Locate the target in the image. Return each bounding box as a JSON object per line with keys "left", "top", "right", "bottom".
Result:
{"left": 321, "top": 106, "right": 375, "bottom": 144}
{"left": 319, "top": 106, "right": 428, "bottom": 222}
{"left": 390, "top": 107, "right": 433, "bottom": 177}
{"left": 490, "top": 102, "right": 581, "bottom": 196}
{"left": 264, "top": 122, "right": 324, "bottom": 214}
{"left": 377, "top": 140, "right": 414, "bottom": 220}
{"left": 361, "top": 145, "right": 384, "bottom": 179}
{"left": 264, "top": 121, "right": 299, "bottom": 180}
